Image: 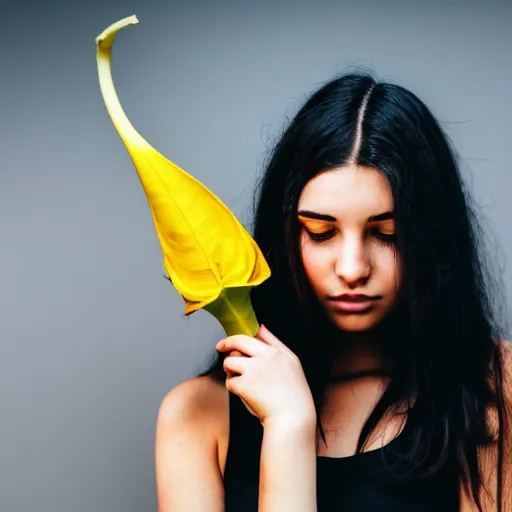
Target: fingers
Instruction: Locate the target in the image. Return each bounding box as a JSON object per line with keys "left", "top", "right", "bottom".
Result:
{"left": 216, "top": 334, "right": 273, "bottom": 357}
{"left": 223, "top": 350, "right": 244, "bottom": 375}
{"left": 223, "top": 355, "right": 248, "bottom": 374}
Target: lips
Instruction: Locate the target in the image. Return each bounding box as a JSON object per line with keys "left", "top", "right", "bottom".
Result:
{"left": 328, "top": 294, "right": 379, "bottom": 302}
{"left": 327, "top": 294, "right": 379, "bottom": 313}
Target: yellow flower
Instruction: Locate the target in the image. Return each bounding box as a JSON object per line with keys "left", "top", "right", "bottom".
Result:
{"left": 95, "top": 15, "right": 270, "bottom": 336}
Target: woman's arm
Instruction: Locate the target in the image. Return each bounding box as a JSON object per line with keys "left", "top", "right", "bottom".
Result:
{"left": 217, "top": 325, "right": 320, "bottom": 511}
{"left": 155, "top": 377, "right": 318, "bottom": 512}
{"left": 155, "top": 378, "right": 225, "bottom": 512}
{"left": 460, "top": 341, "right": 512, "bottom": 512}
{"left": 259, "top": 419, "right": 318, "bottom": 512}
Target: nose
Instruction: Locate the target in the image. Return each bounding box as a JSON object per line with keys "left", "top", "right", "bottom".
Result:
{"left": 334, "top": 235, "right": 371, "bottom": 287}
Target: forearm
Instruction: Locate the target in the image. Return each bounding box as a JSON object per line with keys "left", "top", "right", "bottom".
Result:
{"left": 258, "top": 420, "right": 318, "bottom": 512}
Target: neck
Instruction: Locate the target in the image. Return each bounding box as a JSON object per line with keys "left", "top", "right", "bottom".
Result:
{"left": 328, "top": 330, "right": 394, "bottom": 379}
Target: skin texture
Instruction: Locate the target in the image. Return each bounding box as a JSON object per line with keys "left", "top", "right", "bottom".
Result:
{"left": 216, "top": 325, "right": 316, "bottom": 427}
{"left": 155, "top": 163, "right": 511, "bottom": 512}
{"left": 298, "top": 164, "right": 403, "bottom": 333}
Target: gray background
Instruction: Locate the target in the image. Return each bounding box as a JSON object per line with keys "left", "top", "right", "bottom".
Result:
{"left": 1, "top": 0, "right": 510, "bottom": 510}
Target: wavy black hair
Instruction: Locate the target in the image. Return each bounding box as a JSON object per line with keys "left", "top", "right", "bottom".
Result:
{"left": 196, "top": 72, "right": 510, "bottom": 511}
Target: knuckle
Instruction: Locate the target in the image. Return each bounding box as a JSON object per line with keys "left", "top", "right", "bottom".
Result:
{"left": 225, "top": 335, "right": 244, "bottom": 348}
{"left": 267, "top": 346, "right": 279, "bottom": 358}
{"left": 226, "top": 375, "right": 242, "bottom": 394}
{"left": 289, "top": 352, "right": 302, "bottom": 367}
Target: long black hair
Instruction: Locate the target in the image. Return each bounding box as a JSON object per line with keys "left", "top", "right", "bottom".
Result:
{"left": 196, "top": 72, "right": 510, "bottom": 510}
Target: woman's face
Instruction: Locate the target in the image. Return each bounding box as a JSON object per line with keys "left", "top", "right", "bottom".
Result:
{"left": 297, "top": 165, "right": 403, "bottom": 332}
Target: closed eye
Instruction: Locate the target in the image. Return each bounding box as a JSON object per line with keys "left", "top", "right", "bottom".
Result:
{"left": 305, "top": 228, "right": 336, "bottom": 242}
{"left": 305, "top": 228, "right": 395, "bottom": 244}
{"left": 369, "top": 228, "right": 396, "bottom": 244}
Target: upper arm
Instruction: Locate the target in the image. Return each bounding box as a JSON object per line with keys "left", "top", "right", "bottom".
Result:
{"left": 155, "top": 376, "right": 225, "bottom": 512}
{"left": 460, "top": 340, "right": 512, "bottom": 512}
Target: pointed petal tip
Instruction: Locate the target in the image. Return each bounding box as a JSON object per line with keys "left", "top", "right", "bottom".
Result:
{"left": 95, "top": 15, "right": 139, "bottom": 49}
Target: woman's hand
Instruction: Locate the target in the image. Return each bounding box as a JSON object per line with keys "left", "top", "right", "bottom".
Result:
{"left": 216, "top": 324, "right": 317, "bottom": 430}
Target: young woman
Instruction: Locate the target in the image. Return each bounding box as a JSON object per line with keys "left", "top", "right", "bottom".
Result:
{"left": 154, "top": 72, "right": 511, "bottom": 511}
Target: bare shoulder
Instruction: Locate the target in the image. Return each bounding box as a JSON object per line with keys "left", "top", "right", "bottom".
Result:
{"left": 155, "top": 374, "right": 230, "bottom": 512}
{"left": 462, "top": 340, "right": 512, "bottom": 511}
{"left": 492, "top": 339, "right": 512, "bottom": 398}
{"left": 497, "top": 339, "right": 512, "bottom": 367}
{"left": 156, "top": 373, "right": 228, "bottom": 428}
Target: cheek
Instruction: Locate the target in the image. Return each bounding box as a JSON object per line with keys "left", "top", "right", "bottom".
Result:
{"left": 373, "top": 246, "right": 403, "bottom": 290}
{"left": 300, "top": 240, "right": 330, "bottom": 286}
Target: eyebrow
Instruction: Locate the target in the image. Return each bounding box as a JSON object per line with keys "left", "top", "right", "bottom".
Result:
{"left": 297, "top": 210, "right": 394, "bottom": 222}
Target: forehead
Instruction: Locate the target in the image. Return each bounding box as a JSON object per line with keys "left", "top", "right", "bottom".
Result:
{"left": 298, "top": 166, "right": 393, "bottom": 216}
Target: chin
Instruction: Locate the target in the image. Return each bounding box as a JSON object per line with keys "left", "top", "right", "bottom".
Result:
{"left": 328, "top": 311, "right": 389, "bottom": 333}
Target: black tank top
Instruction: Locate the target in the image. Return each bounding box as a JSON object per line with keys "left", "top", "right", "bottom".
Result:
{"left": 223, "top": 391, "right": 460, "bottom": 511}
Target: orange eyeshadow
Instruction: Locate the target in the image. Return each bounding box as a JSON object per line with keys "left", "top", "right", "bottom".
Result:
{"left": 297, "top": 216, "right": 333, "bottom": 233}
{"left": 369, "top": 219, "right": 396, "bottom": 235}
